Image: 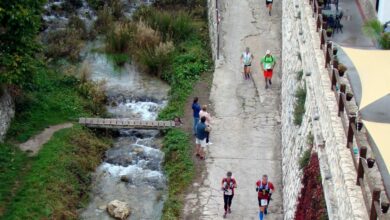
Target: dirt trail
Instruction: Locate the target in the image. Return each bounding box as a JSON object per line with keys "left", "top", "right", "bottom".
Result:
{"left": 19, "top": 123, "right": 73, "bottom": 156}
{"left": 184, "top": 0, "right": 283, "bottom": 219}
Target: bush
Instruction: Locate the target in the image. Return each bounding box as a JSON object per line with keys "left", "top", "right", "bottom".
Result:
{"left": 380, "top": 33, "right": 390, "bottom": 49}
{"left": 133, "top": 7, "right": 194, "bottom": 43}
{"left": 94, "top": 6, "right": 113, "bottom": 34}
{"left": 299, "top": 148, "right": 311, "bottom": 169}
{"left": 105, "top": 22, "right": 136, "bottom": 53}
{"left": 293, "top": 85, "right": 307, "bottom": 126}
{"left": 44, "top": 28, "right": 84, "bottom": 61}
{"left": 134, "top": 21, "right": 161, "bottom": 49}
{"left": 296, "top": 70, "right": 304, "bottom": 81}
{"left": 136, "top": 41, "right": 175, "bottom": 76}
{"left": 68, "top": 16, "right": 88, "bottom": 39}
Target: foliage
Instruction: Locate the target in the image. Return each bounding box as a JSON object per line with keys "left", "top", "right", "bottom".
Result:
{"left": 296, "top": 70, "right": 304, "bottom": 81}
{"left": 155, "top": 0, "right": 205, "bottom": 8}
{"left": 7, "top": 68, "right": 106, "bottom": 142}
{"left": 0, "top": 144, "right": 27, "bottom": 216}
{"left": 161, "top": 129, "right": 194, "bottom": 219}
{"left": 362, "top": 19, "right": 383, "bottom": 40}
{"left": 299, "top": 148, "right": 311, "bottom": 170}
{"left": 295, "top": 153, "right": 328, "bottom": 219}
{"left": 0, "top": 0, "right": 45, "bottom": 87}
{"left": 106, "top": 22, "right": 136, "bottom": 53}
{"left": 1, "top": 126, "right": 111, "bottom": 219}
{"left": 362, "top": 19, "right": 390, "bottom": 49}
{"left": 44, "top": 28, "right": 84, "bottom": 62}
{"left": 293, "top": 85, "right": 307, "bottom": 126}
{"left": 136, "top": 41, "right": 175, "bottom": 76}
{"left": 379, "top": 33, "right": 390, "bottom": 49}
{"left": 94, "top": 5, "right": 114, "bottom": 34}
{"left": 133, "top": 7, "right": 195, "bottom": 43}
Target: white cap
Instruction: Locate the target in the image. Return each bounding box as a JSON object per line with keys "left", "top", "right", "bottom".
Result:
{"left": 266, "top": 50, "right": 271, "bottom": 55}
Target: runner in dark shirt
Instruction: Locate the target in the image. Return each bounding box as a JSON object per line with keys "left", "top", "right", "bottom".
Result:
{"left": 221, "top": 171, "right": 237, "bottom": 218}
{"left": 192, "top": 97, "right": 201, "bottom": 135}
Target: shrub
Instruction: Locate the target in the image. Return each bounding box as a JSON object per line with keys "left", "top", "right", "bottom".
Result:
{"left": 68, "top": 16, "right": 88, "bottom": 39}
{"left": 94, "top": 6, "right": 113, "bottom": 34}
{"left": 293, "top": 85, "right": 307, "bottom": 126}
{"left": 133, "top": 7, "right": 194, "bottom": 42}
{"left": 136, "top": 41, "right": 175, "bottom": 76}
{"left": 296, "top": 70, "right": 304, "bottom": 81}
{"left": 379, "top": 33, "right": 390, "bottom": 49}
{"left": 44, "top": 28, "right": 84, "bottom": 61}
{"left": 299, "top": 148, "right": 311, "bottom": 169}
{"left": 362, "top": 19, "right": 383, "bottom": 40}
{"left": 105, "top": 22, "right": 136, "bottom": 53}
{"left": 134, "top": 21, "right": 161, "bottom": 49}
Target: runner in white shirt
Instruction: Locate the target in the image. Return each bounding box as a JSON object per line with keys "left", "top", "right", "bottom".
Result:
{"left": 240, "top": 47, "right": 254, "bottom": 80}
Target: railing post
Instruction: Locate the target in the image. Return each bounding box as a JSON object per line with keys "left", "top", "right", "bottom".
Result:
{"left": 338, "top": 83, "right": 346, "bottom": 116}
{"left": 370, "top": 188, "right": 381, "bottom": 220}
{"left": 325, "top": 41, "right": 331, "bottom": 67}
{"left": 356, "top": 146, "right": 367, "bottom": 185}
{"left": 331, "top": 68, "right": 336, "bottom": 90}
{"left": 347, "top": 116, "right": 356, "bottom": 148}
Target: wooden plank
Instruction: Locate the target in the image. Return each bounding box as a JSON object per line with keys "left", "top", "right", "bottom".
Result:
{"left": 128, "top": 120, "right": 135, "bottom": 126}
{"left": 104, "top": 119, "right": 110, "bottom": 125}
{"left": 152, "top": 121, "right": 159, "bottom": 127}
{"left": 171, "top": 121, "right": 176, "bottom": 127}
{"left": 97, "top": 118, "right": 104, "bottom": 125}
{"left": 133, "top": 120, "right": 141, "bottom": 127}
{"left": 109, "top": 119, "right": 116, "bottom": 125}
{"left": 92, "top": 118, "right": 98, "bottom": 124}
{"left": 79, "top": 118, "right": 86, "bottom": 124}
{"left": 164, "top": 121, "right": 171, "bottom": 127}
{"left": 85, "top": 118, "right": 92, "bottom": 124}
{"left": 116, "top": 119, "right": 123, "bottom": 125}
{"left": 158, "top": 121, "right": 164, "bottom": 126}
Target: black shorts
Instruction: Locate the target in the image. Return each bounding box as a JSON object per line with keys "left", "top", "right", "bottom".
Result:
{"left": 266, "top": 1, "right": 273, "bottom": 6}
{"left": 244, "top": 64, "right": 251, "bottom": 67}
{"left": 258, "top": 197, "right": 269, "bottom": 207}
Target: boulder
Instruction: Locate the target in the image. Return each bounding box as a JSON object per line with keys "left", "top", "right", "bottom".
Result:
{"left": 120, "top": 175, "right": 130, "bottom": 182}
{"left": 107, "top": 200, "right": 131, "bottom": 220}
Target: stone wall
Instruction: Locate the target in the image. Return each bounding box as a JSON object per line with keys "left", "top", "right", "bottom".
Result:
{"left": 281, "top": 0, "right": 368, "bottom": 219}
{"left": 0, "top": 87, "right": 14, "bottom": 142}
{"left": 357, "top": 0, "right": 377, "bottom": 20}
{"left": 207, "top": 0, "right": 218, "bottom": 61}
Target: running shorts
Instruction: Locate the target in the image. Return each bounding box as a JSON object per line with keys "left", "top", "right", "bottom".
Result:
{"left": 196, "top": 138, "right": 207, "bottom": 148}
{"left": 264, "top": 69, "right": 273, "bottom": 78}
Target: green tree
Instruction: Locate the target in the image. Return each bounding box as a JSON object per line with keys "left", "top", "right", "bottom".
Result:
{"left": 0, "top": 0, "right": 45, "bottom": 87}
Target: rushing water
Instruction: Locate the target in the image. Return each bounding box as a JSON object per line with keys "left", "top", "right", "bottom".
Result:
{"left": 80, "top": 44, "right": 170, "bottom": 219}
{"left": 42, "top": 1, "right": 170, "bottom": 218}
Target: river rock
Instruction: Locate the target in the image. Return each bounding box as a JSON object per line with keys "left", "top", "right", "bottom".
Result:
{"left": 120, "top": 175, "right": 130, "bottom": 182}
{"left": 107, "top": 200, "right": 131, "bottom": 220}
{"left": 132, "top": 146, "right": 144, "bottom": 154}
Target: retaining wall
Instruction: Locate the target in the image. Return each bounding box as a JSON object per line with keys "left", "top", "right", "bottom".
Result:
{"left": 281, "top": 0, "right": 369, "bottom": 219}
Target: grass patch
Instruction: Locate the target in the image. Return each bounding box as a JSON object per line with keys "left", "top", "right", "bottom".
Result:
{"left": 0, "top": 144, "right": 28, "bottom": 216}
{"left": 7, "top": 68, "right": 106, "bottom": 143}
{"left": 106, "top": 53, "right": 131, "bottom": 67}
{"left": 293, "top": 84, "right": 307, "bottom": 126}
{"left": 161, "top": 129, "right": 195, "bottom": 218}
{"left": 1, "top": 125, "right": 111, "bottom": 219}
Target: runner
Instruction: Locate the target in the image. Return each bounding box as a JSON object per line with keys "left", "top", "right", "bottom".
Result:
{"left": 192, "top": 97, "right": 201, "bottom": 135}
{"left": 221, "top": 171, "right": 237, "bottom": 218}
{"left": 260, "top": 50, "right": 276, "bottom": 89}
{"left": 256, "top": 174, "right": 275, "bottom": 220}
{"left": 265, "top": 0, "right": 273, "bottom": 16}
{"left": 195, "top": 116, "right": 207, "bottom": 160}
{"left": 240, "top": 47, "right": 254, "bottom": 80}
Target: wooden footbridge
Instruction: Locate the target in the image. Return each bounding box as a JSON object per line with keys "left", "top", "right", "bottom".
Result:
{"left": 79, "top": 117, "right": 179, "bottom": 129}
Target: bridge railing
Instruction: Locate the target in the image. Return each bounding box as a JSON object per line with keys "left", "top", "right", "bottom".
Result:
{"left": 309, "top": 0, "right": 390, "bottom": 218}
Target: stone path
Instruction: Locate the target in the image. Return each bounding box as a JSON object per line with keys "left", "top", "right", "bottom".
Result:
{"left": 183, "top": 0, "right": 283, "bottom": 219}
{"left": 19, "top": 123, "right": 73, "bottom": 156}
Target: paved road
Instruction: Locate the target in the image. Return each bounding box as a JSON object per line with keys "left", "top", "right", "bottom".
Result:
{"left": 184, "top": 0, "right": 283, "bottom": 219}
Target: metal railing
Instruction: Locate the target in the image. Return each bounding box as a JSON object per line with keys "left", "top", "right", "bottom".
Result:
{"left": 309, "top": 0, "right": 390, "bottom": 218}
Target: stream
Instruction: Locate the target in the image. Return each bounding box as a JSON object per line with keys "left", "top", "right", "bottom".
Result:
{"left": 42, "top": 1, "right": 169, "bottom": 219}
{"left": 79, "top": 40, "right": 170, "bottom": 220}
